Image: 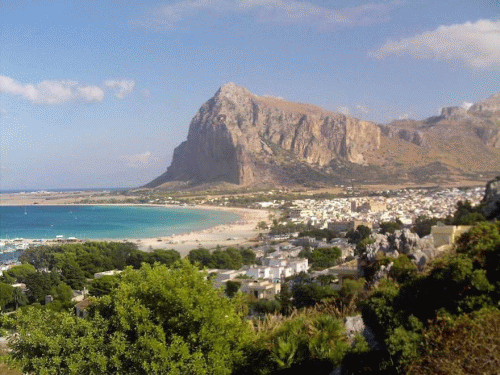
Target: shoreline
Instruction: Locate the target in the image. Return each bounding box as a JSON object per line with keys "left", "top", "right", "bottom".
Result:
{"left": 1, "top": 202, "right": 271, "bottom": 257}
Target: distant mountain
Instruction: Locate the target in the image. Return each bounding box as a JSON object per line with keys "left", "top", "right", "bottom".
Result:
{"left": 146, "top": 84, "right": 500, "bottom": 190}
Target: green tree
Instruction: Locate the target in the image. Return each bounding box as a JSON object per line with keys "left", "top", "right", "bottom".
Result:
{"left": 150, "top": 249, "right": 181, "bottom": 266}
{"left": 18, "top": 245, "right": 58, "bottom": 270}
{"left": 379, "top": 219, "right": 404, "bottom": 235}
{"left": 24, "top": 271, "right": 60, "bottom": 304}
{"left": 411, "top": 215, "right": 439, "bottom": 238}
{"left": 188, "top": 248, "right": 213, "bottom": 268}
{"left": 450, "top": 200, "right": 485, "bottom": 225}
{"left": 239, "top": 248, "right": 256, "bottom": 265}
{"left": 346, "top": 225, "right": 371, "bottom": 245}
{"left": 5, "top": 264, "right": 37, "bottom": 283}
{"left": 276, "top": 283, "right": 294, "bottom": 315}
{"left": 126, "top": 249, "right": 151, "bottom": 269}
{"left": 389, "top": 255, "right": 418, "bottom": 284}
{"left": 50, "top": 282, "right": 74, "bottom": 303}
{"left": 292, "top": 283, "right": 336, "bottom": 309}
{"left": 309, "top": 247, "right": 342, "bottom": 270}
{"left": 225, "top": 280, "right": 241, "bottom": 298}
{"left": 59, "top": 259, "right": 86, "bottom": 290}
{"left": 89, "top": 275, "right": 119, "bottom": 297}
{"left": 0, "top": 283, "right": 14, "bottom": 311}
{"left": 256, "top": 221, "right": 268, "bottom": 231}
{"left": 9, "top": 261, "right": 252, "bottom": 375}
{"left": 11, "top": 287, "right": 27, "bottom": 310}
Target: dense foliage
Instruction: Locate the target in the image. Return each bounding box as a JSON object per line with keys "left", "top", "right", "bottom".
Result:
{"left": 9, "top": 261, "right": 252, "bottom": 375}
{"left": 4, "top": 194, "right": 499, "bottom": 374}
{"left": 19, "top": 241, "right": 139, "bottom": 277}
{"left": 239, "top": 311, "right": 351, "bottom": 374}
{"left": 188, "top": 247, "right": 256, "bottom": 269}
{"left": 411, "top": 215, "right": 439, "bottom": 238}
{"left": 407, "top": 307, "right": 500, "bottom": 375}
{"left": 378, "top": 219, "right": 403, "bottom": 235}
{"left": 298, "top": 246, "right": 342, "bottom": 270}
{"left": 358, "top": 220, "right": 500, "bottom": 372}
{"left": 346, "top": 225, "right": 371, "bottom": 245}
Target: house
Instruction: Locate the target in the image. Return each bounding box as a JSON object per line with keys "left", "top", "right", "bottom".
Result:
{"left": 240, "top": 280, "right": 281, "bottom": 299}
{"left": 212, "top": 270, "right": 247, "bottom": 288}
{"left": 431, "top": 225, "right": 472, "bottom": 247}
{"left": 74, "top": 298, "right": 93, "bottom": 318}
{"left": 247, "top": 266, "right": 272, "bottom": 279}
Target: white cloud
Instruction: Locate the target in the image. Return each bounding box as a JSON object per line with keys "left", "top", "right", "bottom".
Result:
{"left": 398, "top": 113, "right": 410, "bottom": 120}
{"left": 0, "top": 76, "right": 136, "bottom": 105}
{"left": 0, "top": 76, "right": 108, "bottom": 105}
{"left": 132, "top": 0, "right": 401, "bottom": 31}
{"left": 0, "top": 109, "right": 8, "bottom": 116}
{"left": 338, "top": 106, "right": 350, "bottom": 115}
{"left": 369, "top": 19, "right": 500, "bottom": 69}
{"left": 461, "top": 102, "right": 473, "bottom": 110}
{"left": 105, "top": 80, "right": 136, "bottom": 99}
{"left": 356, "top": 104, "right": 369, "bottom": 113}
{"left": 77, "top": 86, "right": 105, "bottom": 102}
{"left": 119, "top": 151, "right": 160, "bottom": 169}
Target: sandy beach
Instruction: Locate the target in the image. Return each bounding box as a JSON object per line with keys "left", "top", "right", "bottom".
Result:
{"left": 132, "top": 206, "right": 269, "bottom": 256}
{"left": 1, "top": 192, "right": 271, "bottom": 257}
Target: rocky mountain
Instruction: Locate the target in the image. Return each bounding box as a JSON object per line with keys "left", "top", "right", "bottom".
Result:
{"left": 146, "top": 84, "right": 500, "bottom": 190}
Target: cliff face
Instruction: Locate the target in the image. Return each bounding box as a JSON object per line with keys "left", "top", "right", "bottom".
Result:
{"left": 146, "top": 84, "right": 500, "bottom": 189}
{"left": 146, "top": 83, "right": 381, "bottom": 188}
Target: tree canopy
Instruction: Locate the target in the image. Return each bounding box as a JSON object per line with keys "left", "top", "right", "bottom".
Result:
{"left": 9, "top": 261, "right": 251, "bottom": 375}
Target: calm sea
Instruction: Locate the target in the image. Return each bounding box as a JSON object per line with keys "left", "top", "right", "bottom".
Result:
{"left": 0, "top": 205, "right": 239, "bottom": 240}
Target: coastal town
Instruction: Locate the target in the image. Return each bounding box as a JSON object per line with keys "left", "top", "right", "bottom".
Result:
{"left": 0, "top": 185, "right": 486, "bottom": 292}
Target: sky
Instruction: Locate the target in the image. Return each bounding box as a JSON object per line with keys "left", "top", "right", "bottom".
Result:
{"left": 0, "top": 0, "right": 499, "bottom": 190}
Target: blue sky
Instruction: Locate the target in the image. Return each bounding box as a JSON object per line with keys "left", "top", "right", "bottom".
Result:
{"left": 1, "top": 0, "right": 499, "bottom": 189}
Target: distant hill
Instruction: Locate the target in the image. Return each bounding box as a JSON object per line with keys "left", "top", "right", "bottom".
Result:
{"left": 145, "top": 84, "right": 500, "bottom": 190}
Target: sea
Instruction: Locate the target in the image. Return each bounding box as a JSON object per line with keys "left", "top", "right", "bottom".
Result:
{"left": 0, "top": 205, "right": 239, "bottom": 241}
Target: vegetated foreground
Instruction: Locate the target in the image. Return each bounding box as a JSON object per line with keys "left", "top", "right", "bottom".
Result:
{"left": 0, "top": 178, "right": 499, "bottom": 374}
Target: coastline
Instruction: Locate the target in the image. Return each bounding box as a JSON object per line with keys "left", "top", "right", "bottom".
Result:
{"left": 131, "top": 206, "right": 269, "bottom": 256}
{"left": 1, "top": 195, "right": 271, "bottom": 257}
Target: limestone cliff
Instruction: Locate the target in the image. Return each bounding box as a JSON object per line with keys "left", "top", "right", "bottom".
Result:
{"left": 146, "top": 84, "right": 500, "bottom": 190}
{"left": 146, "top": 83, "right": 381, "bottom": 188}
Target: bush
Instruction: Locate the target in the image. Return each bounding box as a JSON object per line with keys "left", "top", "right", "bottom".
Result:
{"left": 251, "top": 299, "right": 281, "bottom": 315}
{"left": 407, "top": 308, "right": 500, "bottom": 375}
{"left": 241, "top": 311, "right": 349, "bottom": 374}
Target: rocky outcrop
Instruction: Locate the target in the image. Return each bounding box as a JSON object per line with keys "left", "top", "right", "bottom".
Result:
{"left": 361, "top": 229, "right": 436, "bottom": 279}
{"left": 476, "top": 127, "right": 500, "bottom": 148}
{"left": 146, "top": 83, "right": 381, "bottom": 188}
{"left": 379, "top": 124, "right": 426, "bottom": 146}
{"left": 440, "top": 106, "right": 468, "bottom": 120}
{"left": 469, "top": 93, "right": 500, "bottom": 114}
{"left": 483, "top": 176, "right": 500, "bottom": 220}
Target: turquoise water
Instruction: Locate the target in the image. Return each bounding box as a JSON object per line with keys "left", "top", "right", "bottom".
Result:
{"left": 0, "top": 205, "right": 239, "bottom": 240}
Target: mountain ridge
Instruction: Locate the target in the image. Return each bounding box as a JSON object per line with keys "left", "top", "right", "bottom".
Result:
{"left": 146, "top": 84, "right": 500, "bottom": 190}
